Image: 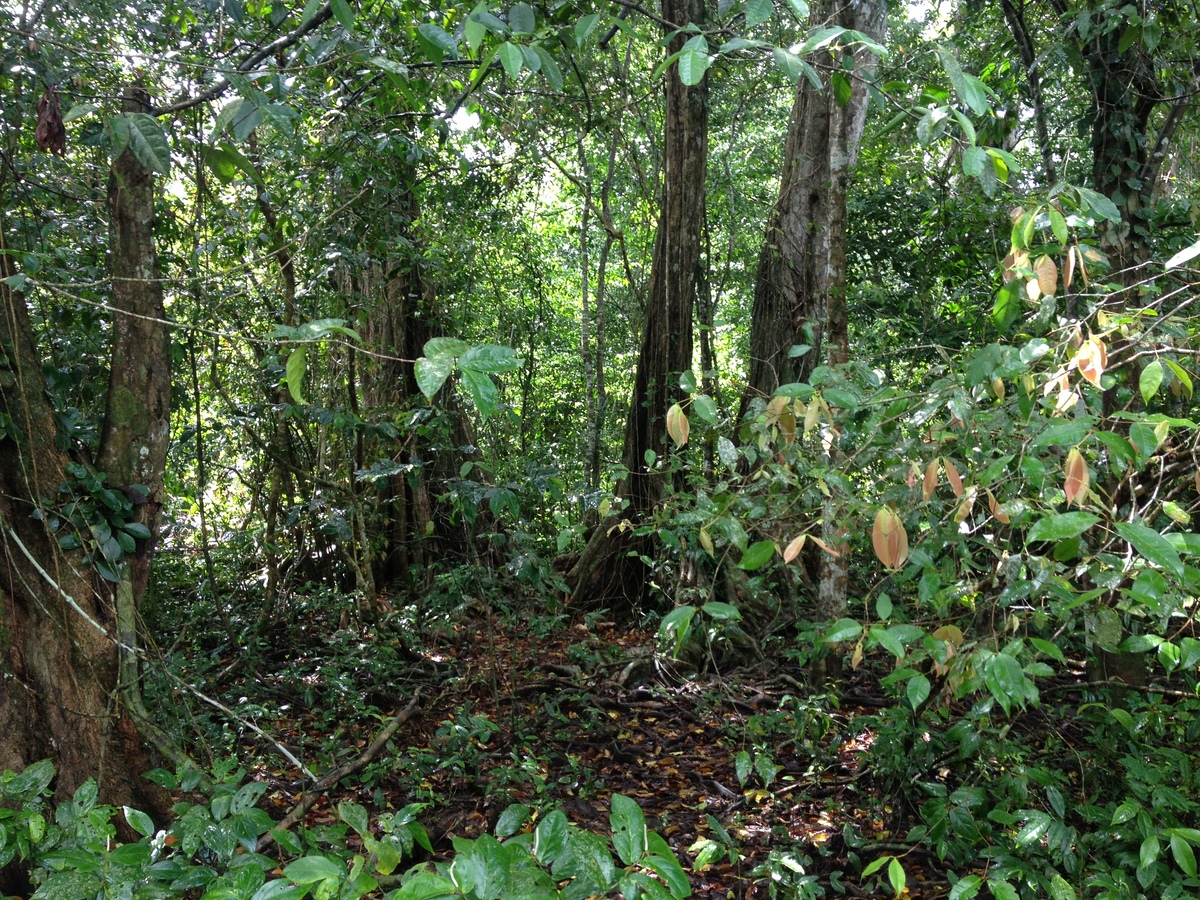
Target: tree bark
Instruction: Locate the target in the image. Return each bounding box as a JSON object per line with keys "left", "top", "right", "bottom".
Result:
{"left": 567, "top": 0, "right": 707, "bottom": 608}
{"left": 616, "top": 0, "right": 707, "bottom": 518}
{"left": 740, "top": 0, "right": 885, "bottom": 415}
{"left": 740, "top": 0, "right": 884, "bottom": 635}
{"left": 0, "top": 83, "right": 170, "bottom": 817}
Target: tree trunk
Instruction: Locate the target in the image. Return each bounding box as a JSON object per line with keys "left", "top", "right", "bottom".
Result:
{"left": 740, "top": 0, "right": 885, "bottom": 415}
{"left": 567, "top": 0, "right": 708, "bottom": 608}
{"left": 617, "top": 0, "right": 706, "bottom": 518}
{"left": 0, "top": 83, "right": 170, "bottom": 817}
{"left": 740, "top": 0, "right": 884, "bottom": 637}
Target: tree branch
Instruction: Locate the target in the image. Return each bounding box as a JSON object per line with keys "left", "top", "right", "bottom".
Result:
{"left": 256, "top": 691, "right": 422, "bottom": 852}
{"left": 153, "top": 4, "right": 335, "bottom": 116}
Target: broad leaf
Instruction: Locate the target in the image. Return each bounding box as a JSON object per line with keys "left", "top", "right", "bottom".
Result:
{"left": 414, "top": 355, "right": 454, "bottom": 399}
{"left": 284, "top": 347, "right": 306, "bottom": 404}
{"left": 113, "top": 113, "right": 171, "bottom": 174}
{"left": 740, "top": 540, "right": 775, "bottom": 571}
{"left": 611, "top": 794, "right": 647, "bottom": 865}
{"left": 1116, "top": 521, "right": 1184, "bottom": 578}
{"left": 1140, "top": 359, "right": 1164, "bottom": 403}
{"left": 1027, "top": 512, "right": 1098, "bottom": 542}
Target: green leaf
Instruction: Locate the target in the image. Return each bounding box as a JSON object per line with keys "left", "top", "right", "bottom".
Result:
{"left": 250, "top": 881, "right": 309, "bottom": 900}
{"left": 701, "top": 601, "right": 741, "bottom": 620}
{"left": 753, "top": 753, "right": 778, "bottom": 787}
{"left": 1048, "top": 872, "right": 1076, "bottom": 900}
{"left": 283, "top": 854, "right": 344, "bottom": 883}
{"left": 906, "top": 673, "right": 931, "bottom": 710}
{"left": 772, "top": 47, "right": 821, "bottom": 88}
{"left": 495, "top": 804, "right": 530, "bottom": 838}
{"left": 574, "top": 12, "right": 601, "bottom": 44}
{"left": 113, "top": 113, "right": 171, "bottom": 175}
{"left": 424, "top": 337, "right": 470, "bottom": 361}
{"left": 1031, "top": 418, "right": 1093, "bottom": 448}
{"left": 659, "top": 606, "right": 696, "bottom": 659}
{"left": 285, "top": 347, "right": 306, "bottom": 404}
{"left": 781, "top": 0, "right": 808, "bottom": 17}
{"left": 830, "top": 70, "right": 852, "bottom": 106}
{"left": 461, "top": 367, "right": 499, "bottom": 419}
{"left": 534, "top": 46, "right": 563, "bottom": 90}
{"left": 861, "top": 855, "right": 890, "bottom": 877}
{"left": 1173, "top": 833, "right": 1198, "bottom": 877}
{"left": 693, "top": 394, "right": 718, "bottom": 423}
{"left": 1049, "top": 207, "right": 1069, "bottom": 245}
{"left": 420, "top": 23, "right": 458, "bottom": 57}
{"left": 414, "top": 357, "right": 453, "bottom": 400}
{"left": 1165, "top": 360, "right": 1193, "bottom": 398}
{"left": 1015, "top": 811, "right": 1052, "bottom": 846}
{"left": 745, "top": 0, "right": 773, "bottom": 26}
{"left": 123, "top": 807, "right": 154, "bottom": 838}
{"left": 533, "top": 810, "right": 569, "bottom": 867}
{"left": 1141, "top": 833, "right": 1161, "bottom": 869}
{"left": 734, "top": 750, "right": 752, "bottom": 787}
{"left": 645, "top": 836, "right": 690, "bottom": 899}
{"left": 63, "top": 103, "right": 98, "bottom": 123}
{"left": 870, "top": 625, "right": 905, "bottom": 659}
{"left": 1116, "top": 521, "right": 1185, "bottom": 578}
{"left": 390, "top": 873, "right": 458, "bottom": 900}
{"left": 339, "top": 801, "right": 369, "bottom": 837}
{"left": 887, "top": 858, "right": 906, "bottom": 896}
{"left": 991, "top": 280, "right": 1022, "bottom": 333}
{"left": 465, "top": 10, "right": 486, "bottom": 53}
{"left": 982, "top": 652, "right": 1028, "bottom": 715}
{"left": 611, "top": 794, "right": 647, "bottom": 866}
{"left": 1140, "top": 360, "right": 1164, "bottom": 403}
{"left": 962, "top": 145, "right": 985, "bottom": 177}
{"left": 509, "top": 1, "right": 535, "bottom": 34}
{"left": 825, "top": 618, "right": 861, "bottom": 643}
{"left": 330, "top": 0, "right": 355, "bottom": 30}
{"left": 460, "top": 344, "right": 522, "bottom": 372}
{"left": 949, "top": 875, "right": 981, "bottom": 900}
{"left": 1074, "top": 186, "right": 1121, "bottom": 223}
{"left": 498, "top": 42, "right": 523, "bottom": 78}
{"left": 677, "top": 45, "right": 712, "bottom": 85}
{"left": 988, "top": 880, "right": 1018, "bottom": 900}
{"left": 740, "top": 540, "right": 775, "bottom": 571}
{"left": 1027, "top": 512, "right": 1099, "bottom": 542}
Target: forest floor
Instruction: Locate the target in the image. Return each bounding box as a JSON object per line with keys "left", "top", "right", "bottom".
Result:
{"left": 232, "top": 612, "right": 963, "bottom": 899}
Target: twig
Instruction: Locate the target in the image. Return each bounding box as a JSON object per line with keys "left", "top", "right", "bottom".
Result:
{"left": 256, "top": 690, "right": 423, "bottom": 852}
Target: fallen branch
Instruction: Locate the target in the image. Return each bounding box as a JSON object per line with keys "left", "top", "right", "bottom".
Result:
{"left": 256, "top": 690, "right": 422, "bottom": 852}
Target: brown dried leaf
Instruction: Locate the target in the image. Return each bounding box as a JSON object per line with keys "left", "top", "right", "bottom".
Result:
{"left": 944, "top": 458, "right": 963, "bottom": 497}
{"left": 871, "top": 506, "right": 909, "bottom": 570}
{"left": 1064, "top": 446, "right": 1089, "bottom": 507}
{"left": 1064, "top": 245, "right": 1076, "bottom": 291}
{"left": 923, "top": 459, "right": 938, "bottom": 500}
{"left": 986, "top": 489, "right": 1011, "bottom": 524}
{"left": 954, "top": 486, "right": 977, "bottom": 523}
{"left": 1035, "top": 255, "right": 1058, "bottom": 297}
{"left": 783, "top": 534, "right": 806, "bottom": 563}
{"left": 1002, "top": 253, "right": 1017, "bottom": 283}
{"left": 810, "top": 535, "right": 841, "bottom": 558}
{"left": 1076, "top": 336, "right": 1107, "bottom": 388}
{"left": 35, "top": 88, "right": 67, "bottom": 156}
{"left": 1025, "top": 277, "right": 1041, "bottom": 302}
{"left": 803, "top": 398, "right": 820, "bottom": 434}
{"left": 766, "top": 395, "right": 789, "bottom": 426}
{"left": 851, "top": 640, "right": 864, "bottom": 670}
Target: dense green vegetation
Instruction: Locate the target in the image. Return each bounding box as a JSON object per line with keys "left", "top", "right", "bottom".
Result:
{"left": 2, "top": 0, "right": 1200, "bottom": 896}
